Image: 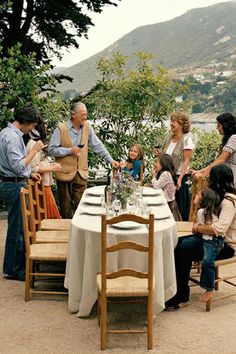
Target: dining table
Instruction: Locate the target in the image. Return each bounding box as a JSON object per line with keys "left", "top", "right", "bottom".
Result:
{"left": 64, "top": 185, "right": 178, "bottom": 317}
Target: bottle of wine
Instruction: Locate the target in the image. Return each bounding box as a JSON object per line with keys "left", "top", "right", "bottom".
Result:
{"left": 105, "top": 171, "right": 113, "bottom": 206}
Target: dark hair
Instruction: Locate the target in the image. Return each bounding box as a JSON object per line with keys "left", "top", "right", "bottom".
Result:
{"left": 157, "top": 153, "right": 177, "bottom": 185}
{"left": 199, "top": 187, "right": 221, "bottom": 223}
{"left": 216, "top": 112, "right": 236, "bottom": 149}
{"left": 14, "top": 106, "right": 41, "bottom": 125}
{"left": 208, "top": 164, "right": 236, "bottom": 202}
{"left": 23, "top": 116, "right": 46, "bottom": 145}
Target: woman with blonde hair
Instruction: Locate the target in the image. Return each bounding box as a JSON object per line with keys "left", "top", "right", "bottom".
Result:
{"left": 161, "top": 111, "right": 194, "bottom": 220}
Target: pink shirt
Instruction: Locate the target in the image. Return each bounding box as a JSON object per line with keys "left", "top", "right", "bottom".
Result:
{"left": 151, "top": 171, "right": 176, "bottom": 202}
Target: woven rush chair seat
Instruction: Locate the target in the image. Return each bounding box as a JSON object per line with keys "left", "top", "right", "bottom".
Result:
{"left": 20, "top": 187, "right": 68, "bottom": 301}
{"left": 35, "top": 230, "right": 69, "bottom": 244}
{"left": 30, "top": 243, "right": 67, "bottom": 261}
{"left": 40, "top": 218, "right": 71, "bottom": 231}
{"left": 28, "top": 179, "right": 71, "bottom": 231}
{"left": 97, "top": 275, "right": 155, "bottom": 297}
{"left": 176, "top": 221, "right": 193, "bottom": 238}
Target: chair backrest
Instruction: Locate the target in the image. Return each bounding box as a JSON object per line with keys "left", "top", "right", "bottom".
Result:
{"left": 189, "top": 175, "right": 208, "bottom": 222}
{"left": 100, "top": 213, "right": 154, "bottom": 294}
{"left": 28, "top": 178, "right": 47, "bottom": 229}
{"left": 20, "top": 187, "right": 37, "bottom": 254}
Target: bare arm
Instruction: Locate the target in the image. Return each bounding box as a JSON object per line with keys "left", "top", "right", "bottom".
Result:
{"left": 24, "top": 141, "right": 46, "bottom": 166}
{"left": 193, "top": 151, "right": 231, "bottom": 178}
{"left": 177, "top": 149, "right": 192, "bottom": 189}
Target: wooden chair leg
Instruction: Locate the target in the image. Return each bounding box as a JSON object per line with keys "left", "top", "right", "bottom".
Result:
{"left": 100, "top": 294, "right": 107, "bottom": 350}
{"left": 147, "top": 295, "right": 153, "bottom": 350}
{"left": 97, "top": 295, "right": 101, "bottom": 327}
{"left": 25, "top": 258, "right": 31, "bottom": 302}
{"left": 206, "top": 299, "right": 211, "bottom": 312}
{"left": 215, "top": 267, "right": 219, "bottom": 291}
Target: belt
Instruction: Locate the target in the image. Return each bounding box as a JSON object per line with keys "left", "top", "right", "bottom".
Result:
{"left": 0, "top": 176, "right": 28, "bottom": 183}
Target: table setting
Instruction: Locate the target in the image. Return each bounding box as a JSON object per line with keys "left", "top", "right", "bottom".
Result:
{"left": 64, "top": 184, "right": 178, "bottom": 317}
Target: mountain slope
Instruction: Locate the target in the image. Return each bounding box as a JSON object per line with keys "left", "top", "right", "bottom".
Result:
{"left": 58, "top": 1, "right": 236, "bottom": 93}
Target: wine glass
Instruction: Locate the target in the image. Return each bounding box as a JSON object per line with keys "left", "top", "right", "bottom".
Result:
{"left": 112, "top": 199, "right": 121, "bottom": 216}
{"left": 77, "top": 144, "right": 85, "bottom": 156}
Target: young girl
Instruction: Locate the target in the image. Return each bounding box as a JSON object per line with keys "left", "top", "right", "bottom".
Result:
{"left": 194, "top": 187, "right": 223, "bottom": 303}
{"left": 152, "top": 153, "right": 181, "bottom": 221}
{"left": 120, "top": 143, "right": 144, "bottom": 181}
{"left": 25, "top": 118, "right": 62, "bottom": 219}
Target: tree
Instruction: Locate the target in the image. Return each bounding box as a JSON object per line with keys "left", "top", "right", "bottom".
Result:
{"left": 83, "top": 51, "right": 189, "bottom": 172}
{"left": 0, "top": 43, "right": 70, "bottom": 131}
{"left": 0, "top": 0, "right": 120, "bottom": 63}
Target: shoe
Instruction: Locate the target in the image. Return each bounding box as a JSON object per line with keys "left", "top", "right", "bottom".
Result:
{"left": 164, "top": 301, "right": 189, "bottom": 312}
{"left": 4, "top": 273, "right": 25, "bottom": 281}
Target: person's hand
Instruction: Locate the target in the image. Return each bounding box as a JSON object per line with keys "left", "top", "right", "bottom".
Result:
{"left": 71, "top": 147, "right": 80, "bottom": 155}
{"left": 112, "top": 160, "right": 120, "bottom": 168}
{"left": 152, "top": 167, "right": 156, "bottom": 178}
{"left": 192, "top": 222, "right": 198, "bottom": 234}
{"left": 32, "top": 140, "right": 47, "bottom": 153}
{"left": 30, "top": 172, "right": 42, "bottom": 181}
{"left": 119, "top": 161, "right": 127, "bottom": 169}
{"left": 50, "top": 162, "right": 62, "bottom": 172}
{"left": 176, "top": 176, "right": 182, "bottom": 190}
{"left": 153, "top": 147, "right": 160, "bottom": 157}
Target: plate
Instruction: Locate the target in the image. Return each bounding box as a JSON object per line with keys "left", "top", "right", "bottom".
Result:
{"left": 150, "top": 208, "right": 172, "bottom": 220}
{"left": 84, "top": 197, "right": 101, "bottom": 206}
{"left": 80, "top": 207, "right": 104, "bottom": 216}
{"left": 86, "top": 186, "right": 105, "bottom": 196}
{"left": 146, "top": 199, "right": 165, "bottom": 206}
{"left": 142, "top": 188, "right": 161, "bottom": 196}
{"left": 112, "top": 221, "right": 142, "bottom": 230}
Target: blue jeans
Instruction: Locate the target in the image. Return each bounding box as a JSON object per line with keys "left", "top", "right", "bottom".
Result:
{"left": 200, "top": 236, "right": 224, "bottom": 291}
{"left": 0, "top": 181, "right": 27, "bottom": 276}
{"left": 166, "top": 234, "right": 235, "bottom": 307}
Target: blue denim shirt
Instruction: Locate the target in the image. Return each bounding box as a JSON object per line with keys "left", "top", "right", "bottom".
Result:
{"left": 48, "top": 120, "right": 113, "bottom": 164}
{"left": 0, "top": 123, "right": 31, "bottom": 178}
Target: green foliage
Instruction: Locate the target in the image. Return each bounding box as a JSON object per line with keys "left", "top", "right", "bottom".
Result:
{"left": 0, "top": 43, "right": 69, "bottom": 132}
{"left": 191, "top": 128, "right": 221, "bottom": 170}
{"left": 0, "top": 0, "right": 120, "bottom": 63}
{"left": 84, "top": 51, "right": 188, "bottom": 172}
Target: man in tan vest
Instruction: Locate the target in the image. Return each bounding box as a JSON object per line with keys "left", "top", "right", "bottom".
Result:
{"left": 48, "top": 102, "right": 119, "bottom": 218}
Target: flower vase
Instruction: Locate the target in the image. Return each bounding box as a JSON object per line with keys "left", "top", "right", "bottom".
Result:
{"left": 120, "top": 198, "right": 127, "bottom": 211}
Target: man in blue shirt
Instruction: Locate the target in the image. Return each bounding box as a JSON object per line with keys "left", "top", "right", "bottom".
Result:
{"left": 0, "top": 106, "right": 45, "bottom": 281}
{"left": 48, "top": 102, "right": 119, "bottom": 218}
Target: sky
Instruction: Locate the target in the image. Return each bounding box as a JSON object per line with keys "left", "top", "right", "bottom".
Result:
{"left": 51, "top": 0, "right": 230, "bottom": 68}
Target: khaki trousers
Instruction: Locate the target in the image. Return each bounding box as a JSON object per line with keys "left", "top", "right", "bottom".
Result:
{"left": 56, "top": 172, "right": 87, "bottom": 218}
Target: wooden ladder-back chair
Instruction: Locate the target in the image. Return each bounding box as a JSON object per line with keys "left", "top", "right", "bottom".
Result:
{"left": 97, "top": 213, "right": 155, "bottom": 350}
{"left": 24, "top": 184, "right": 69, "bottom": 243}
{"left": 28, "top": 179, "right": 71, "bottom": 231}
{"left": 20, "top": 187, "right": 68, "bottom": 301}
{"left": 206, "top": 244, "right": 236, "bottom": 311}
{"left": 176, "top": 175, "right": 208, "bottom": 237}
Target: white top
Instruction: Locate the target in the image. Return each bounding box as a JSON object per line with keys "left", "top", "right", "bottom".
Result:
{"left": 197, "top": 208, "right": 219, "bottom": 240}
{"left": 166, "top": 134, "right": 194, "bottom": 175}
{"left": 223, "top": 134, "right": 236, "bottom": 186}
{"left": 151, "top": 171, "right": 176, "bottom": 202}
{"left": 26, "top": 139, "right": 53, "bottom": 186}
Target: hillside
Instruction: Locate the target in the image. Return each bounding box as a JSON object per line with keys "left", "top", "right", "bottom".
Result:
{"left": 57, "top": 1, "right": 236, "bottom": 94}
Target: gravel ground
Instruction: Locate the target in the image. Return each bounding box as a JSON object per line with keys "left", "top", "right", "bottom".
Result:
{"left": 1, "top": 219, "right": 236, "bottom": 354}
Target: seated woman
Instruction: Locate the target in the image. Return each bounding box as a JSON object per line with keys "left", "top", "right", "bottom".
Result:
{"left": 120, "top": 143, "right": 144, "bottom": 181}
{"left": 166, "top": 164, "right": 236, "bottom": 310}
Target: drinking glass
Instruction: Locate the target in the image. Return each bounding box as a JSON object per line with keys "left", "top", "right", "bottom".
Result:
{"left": 112, "top": 199, "right": 121, "bottom": 216}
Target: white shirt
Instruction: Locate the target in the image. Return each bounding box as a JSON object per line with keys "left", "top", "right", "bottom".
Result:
{"left": 166, "top": 134, "right": 194, "bottom": 175}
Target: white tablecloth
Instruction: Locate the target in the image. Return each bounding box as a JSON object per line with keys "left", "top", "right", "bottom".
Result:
{"left": 64, "top": 186, "right": 178, "bottom": 317}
